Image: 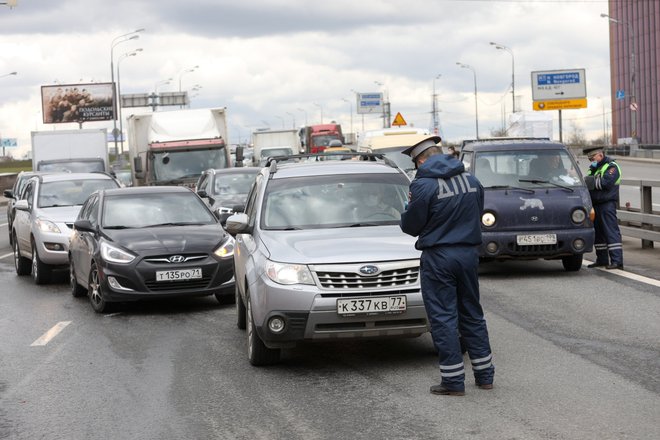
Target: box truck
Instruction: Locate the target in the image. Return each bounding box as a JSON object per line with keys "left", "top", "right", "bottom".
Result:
{"left": 31, "top": 128, "right": 109, "bottom": 173}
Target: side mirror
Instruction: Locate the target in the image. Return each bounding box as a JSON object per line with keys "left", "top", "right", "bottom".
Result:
{"left": 197, "top": 189, "right": 208, "bottom": 198}
{"left": 15, "top": 199, "right": 29, "bottom": 211}
{"left": 224, "top": 213, "right": 250, "bottom": 236}
{"left": 133, "top": 156, "right": 143, "bottom": 173}
{"left": 584, "top": 175, "right": 595, "bottom": 191}
{"left": 235, "top": 146, "right": 244, "bottom": 162}
{"left": 3, "top": 189, "right": 14, "bottom": 199}
{"left": 73, "top": 219, "right": 96, "bottom": 233}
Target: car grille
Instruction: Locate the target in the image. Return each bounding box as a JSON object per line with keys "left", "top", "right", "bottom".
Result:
{"left": 144, "top": 276, "right": 212, "bottom": 291}
{"left": 315, "top": 266, "right": 419, "bottom": 290}
{"left": 143, "top": 254, "right": 207, "bottom": 264}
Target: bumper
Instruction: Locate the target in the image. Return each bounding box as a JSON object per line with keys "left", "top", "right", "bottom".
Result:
{"left": 250, "top": 279, "right": 429, "bottom": 349}
{"left": 35, "top": 231, "right": 72, "bottom": 265}
{"left": 480, "top": 228, "right": 595, "bottom": 260}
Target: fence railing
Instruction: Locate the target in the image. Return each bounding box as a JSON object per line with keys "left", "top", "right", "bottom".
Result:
{"left": 617, "top": 178, "right": 660, "bottom": 248}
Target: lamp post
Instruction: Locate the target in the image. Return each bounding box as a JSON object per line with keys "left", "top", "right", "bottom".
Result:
{"left": 350, "top": 89, "right": 365, "bottom": 133}
{"left": 313, "top": 102, "right": 323, "bottom": 124}
{"left": 374, "top": 81, "right": 390, "bottom": 128}
{"left": 341, "top": 98, "right": 353, "bottom": 136}
{"left": 297, "top": 108, "right": 307, "bottom": 126}
{"left": 432, "top": 74, "right": 441, "bottom": 135}
{"left": 154, "top": 78, "right": 172, "bottom": 94}
{"left": 490, "top": 41, "right": 515, "bottom": 113}
{"left": 117, "top": 49, "right": 142, "bottom": 156}
{"left": 457, "top": 62, "right": 479, "bottom": 139}
{"left": 601, "top": 13, "right": 637, "bottom": 142}
{"left": 152, "top": 78, "right": 172, "bottom": 112}
{"left": 110, "top": 29, "right": 144, "bottom": 153}
{"left": 178, "top": 65, "right": 199, "bottom": 92}
{"left": 286, "top": 111, "right": 296, "bottom": 129}
{"left": 0, "top": 71, "right": 17, "bottom": 79}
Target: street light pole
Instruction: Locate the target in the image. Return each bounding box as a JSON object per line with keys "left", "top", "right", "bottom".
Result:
{"left": 374, "top": 81, "right": 390, "bottom": 128}
{"left": 153, "top": 78, "right": 172, "bottom": 112}
{"left": 110, "top": 29, "right": 144, "bottom": 153}
{"left": 0, "top": 71, "right": 17, "bottom": 79}
{"left": 432, "top": 74, "right": 441, "bottom": 135}
{"left": 457, "top": 62, "right": 479, "bottom": 139}
{"left": 601, "top": 13, "right": 637, "bottom": 142}
{"left": 297, "top": 108, "right": 307, "bottom": 126}
{"left": 490, "top": 41, "right": 515, "bottom": 113}
{"left": 342, "top": 98, "right": 353, "bottom": 136}
{"left": 286, "top": 111, "right": 296, "bottom": 129}
{"left": 313, "top": 102, "right": 323, "bottom": 124}
{"left": 117, "top": 49, "right": 142, "bottom": 157}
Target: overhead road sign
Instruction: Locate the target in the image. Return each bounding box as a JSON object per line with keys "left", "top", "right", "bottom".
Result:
{"left": 356, "top": 92, "right": 383, "bottom": 114}
{"left": 531, "top": 69, "right": 586, "bottom": 101}
{"left": 533, "top": 98, "right": 587, "bottom": 111}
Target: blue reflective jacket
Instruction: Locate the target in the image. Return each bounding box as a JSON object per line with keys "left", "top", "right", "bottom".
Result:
{"left": 587, "top": 155, "right": 621, "bottom": 205}
{"left": 400, "top": 154, "right": 483, "bottom": 249}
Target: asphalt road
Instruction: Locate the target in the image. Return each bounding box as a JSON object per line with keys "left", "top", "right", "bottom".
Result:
{"left": 0, "top": 251, "right": 658, "bottom": 439}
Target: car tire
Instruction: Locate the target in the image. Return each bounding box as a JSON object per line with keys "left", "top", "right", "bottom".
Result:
{"left": 562, "top": 254, "right": 583, "bottom": 272}
{"left": 246, "top": 292, "right": 280, "bottom": 366}
{"left": 13, "top": 234, "right": 31, "bottom": 276}
{"left": 236, "top": 282, "right": 246, "bottom": 330}
{"left": 31, "top": 241, "right": 51, "bottom": 285}
{"left": 214, "top": 291, "right": 235, "bottom": 305}
{"left": 88, "top": 262, "right": 114, "bottom": 313}
{"left": 70, "top": 260, "right": 87, "bottom": 297}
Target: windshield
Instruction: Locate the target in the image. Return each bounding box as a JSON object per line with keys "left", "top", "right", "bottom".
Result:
{"left": 213, "top": 172, "right": 258, "bottom": 196}
{"left": 471, "top": 149, "right": 583, "bottom": 188}
{"left": 103, "top": 192, "right": 216, "bottom": 228}
{"left": 39, "top": 160, "right": 105, "bottom": 173}
{"left": 152, "top": 148, "right": 228, "bottom": 181}
{"left": 262, "top": 173, "right": 410, "bottom": 230}
{"left": 38, "top": 179, "right": 118, "bottom": 208}
{"left": 311, "top": 135, "right": 341, "bottom": 147}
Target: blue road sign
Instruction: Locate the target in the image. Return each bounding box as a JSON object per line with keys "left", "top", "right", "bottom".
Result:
{"left": 616, "top": 90, "right": 625, "bottom": 100}
{"left": 537, "top": 72, "right": 580, "bottom": 85}
{"left": 1, "top": 138, "right": 18, "bottom": 147}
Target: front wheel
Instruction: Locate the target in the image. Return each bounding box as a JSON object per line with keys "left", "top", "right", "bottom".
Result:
{"left": 236, "top": 282, "right": 246, "bottom": 330}
{"left": 88, "top": 262, "right": 114, "bottom": 313}
{"left": 562, "top": 254, "right": 583, "bottom": 272}
{"left": 31, "top": 241, "right": 51, "bottom": 285}
{"left": 246, "top": 293, "right": 280, "bottom": 366}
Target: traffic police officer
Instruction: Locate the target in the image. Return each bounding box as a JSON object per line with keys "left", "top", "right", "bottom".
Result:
{"left": 400, "top": 136, "right": 494, "bottom": 396}
{"left": 583, "top": 147, "right": 624, "bottom": 269}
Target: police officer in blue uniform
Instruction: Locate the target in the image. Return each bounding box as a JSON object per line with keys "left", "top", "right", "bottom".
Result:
{"left": 583, "top": 147, "right": 624, "bottom": 270}
{"left": 400, "top": 136, "right": 494, "bottom": 396}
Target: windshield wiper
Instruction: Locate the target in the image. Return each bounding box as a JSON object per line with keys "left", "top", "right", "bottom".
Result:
{"left": 518, "top": 178, "right": 574, "bottom": 192}
{"left": 143, "top": 222, "right": 206, "bottom": 227}
{"left": 40, "top": 204, "right": 77, "bottom": 208}
{"left": 485, "top": 185, "right": 535, "bottom": 194}
{"left": 104, "top": 225, "right": 134, "bottom": 229}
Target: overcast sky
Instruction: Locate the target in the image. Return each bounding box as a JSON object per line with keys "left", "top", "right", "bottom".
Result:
{"left": 0, "top": 0, "right": 613, "bottom": 158}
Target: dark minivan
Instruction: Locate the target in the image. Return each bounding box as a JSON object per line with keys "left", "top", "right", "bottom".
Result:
{"left": 460, "top": 138, "right": 594, "bottom": 271}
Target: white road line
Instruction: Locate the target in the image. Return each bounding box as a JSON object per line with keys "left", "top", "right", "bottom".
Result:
{"left": 583, "top": 259, "right": 660, "bottom": 288}
{"left": 30, "top": 321, "right": 72, "bottom": 346}
{"left": 0, "top": 252, "right": 13, "bottom": 260}
{"left": 0, "top": 222, "right": 7, "bottom": 228}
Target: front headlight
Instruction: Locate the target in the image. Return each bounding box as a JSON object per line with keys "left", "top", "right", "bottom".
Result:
{"left": 481, "top": 212, "right": 496, "bottom": 227}
{"left": 36, "top": 218, "right": 61, "bottom": 234}
{"left": 213, "top": 236, "right": 235, "bottom": 259}
{"left": 265, "top": 260, "right": 314, "bottom": 285}
{"left": 100, "top": 241, "right": 136, "bottom": 264}
{"left": 571, "top": 208, "right": 587, "bottom": 224}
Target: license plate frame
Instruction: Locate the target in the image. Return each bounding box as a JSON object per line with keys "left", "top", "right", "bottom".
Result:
{"left": 337, "top": 295, "right": 407, "bottom": 316}
{"left": 516, "top": 233, "right": 557, "bottom": 245}
{"left": 155, "top": 268, "right": 202, "bottom": 282}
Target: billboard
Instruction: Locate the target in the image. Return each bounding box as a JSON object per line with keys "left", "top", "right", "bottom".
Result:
{"left": 41, "top": 82, "right": 115, "bottom": 124}
{"left": 531, "top": 69, "right": 587, "bottom": 111}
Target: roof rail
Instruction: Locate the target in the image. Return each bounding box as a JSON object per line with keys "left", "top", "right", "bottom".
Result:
{"left": 263, "top": 152, "right": 400, "bottom": 169}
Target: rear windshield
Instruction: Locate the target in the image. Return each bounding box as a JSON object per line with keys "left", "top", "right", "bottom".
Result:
{"left": 470, "top": 149, "right": 583, "bottom": 189}
{"left": 38, "top": 179, "right": 118, "bottom": 207}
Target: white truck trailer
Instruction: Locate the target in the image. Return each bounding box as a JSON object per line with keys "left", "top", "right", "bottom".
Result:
{"left": 31, "top": 128, "right": 109, "bottom": 173}
{"left": 127, "top": 107, "right": 231, "bottom": 186}
{"left": 251, "top": 128, "right": 300, "bottom": 165}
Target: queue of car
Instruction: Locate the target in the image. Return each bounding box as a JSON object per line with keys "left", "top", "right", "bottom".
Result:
{"left": 3, "top": 137, "right": 596, "bottom": 366}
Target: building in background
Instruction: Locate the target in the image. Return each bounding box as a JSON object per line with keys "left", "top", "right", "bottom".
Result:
{"left": 606, "top": 0, "right": 659, "bottom": 146}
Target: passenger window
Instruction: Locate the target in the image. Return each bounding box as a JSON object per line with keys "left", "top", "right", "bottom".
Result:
{"left": 87, "top": 196, "right": 99, "bottom": 227}
{"left": 462, "top": 152, "right": 473, "bottom": 172}
{"left": 197, "top": 174, "right": 209, "bottom": 193}
{"left": 24, "top": 182, "right": 35, "bottom": 210}
{"left": 244, "top": 174, "right": 262, "bottom": 226}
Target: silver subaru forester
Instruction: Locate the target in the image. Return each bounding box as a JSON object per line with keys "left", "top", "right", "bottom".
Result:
{"left": 225, "top": 155, "right": 429, "bottom": 365}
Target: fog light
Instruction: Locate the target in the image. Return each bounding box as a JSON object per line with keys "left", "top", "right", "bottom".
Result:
{"left": 485, "top": 242, "right": 499, "bottom": 254}
{"left": 268, "top": 316, "right": 286, "bottom": 334}
{"left": 107, "top": 276, "right": 133, "bottom": 291}
{"left": 573, "top": 239, "right": 585, "bottom": 251}
{"left": 44, "top": 243, "right": 64, "bottom": 251}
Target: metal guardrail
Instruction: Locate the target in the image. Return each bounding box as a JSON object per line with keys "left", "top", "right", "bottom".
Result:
{"left": 617, "top": 178, "right": 660, "bottom": 248}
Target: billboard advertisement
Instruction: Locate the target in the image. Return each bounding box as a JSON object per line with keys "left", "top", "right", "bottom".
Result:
{"left": 41, "top": 82, "right": 115, "bottom": 124}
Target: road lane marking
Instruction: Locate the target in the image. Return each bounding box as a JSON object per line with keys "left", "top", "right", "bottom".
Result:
{"left": 0, "top": 222, "right": 7, "bottom": 228}
{"left": 584, "top": 259, "right": 660, "bottom": 288}
{"left": 30, "top": 321, "right": 72, "bottom": 346}
{"left": 0, "top": 252, "right": 13, "bottom": 260}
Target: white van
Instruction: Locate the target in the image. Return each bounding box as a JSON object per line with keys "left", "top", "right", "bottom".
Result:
{"left": 357, "top": 128, "right": 433, "bottom": 177}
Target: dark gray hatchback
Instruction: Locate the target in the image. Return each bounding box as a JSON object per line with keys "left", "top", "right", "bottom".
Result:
{"left": 459, "top": 138, "right": 594, "bottom": 271}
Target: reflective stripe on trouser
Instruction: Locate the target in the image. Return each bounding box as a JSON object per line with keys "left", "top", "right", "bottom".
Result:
{"left": 420, "top": 245, "right": 494, "bottom": 389}
{"left": 593, "top": 201, "right": 623, "bottom": 265}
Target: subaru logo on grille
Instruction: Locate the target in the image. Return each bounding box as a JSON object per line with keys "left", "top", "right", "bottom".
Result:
{"left": 359, "top": 265, "right": 379, "bottom": 276}
{"left": 169, "top": 255, "right": 185, "bottom": 263}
